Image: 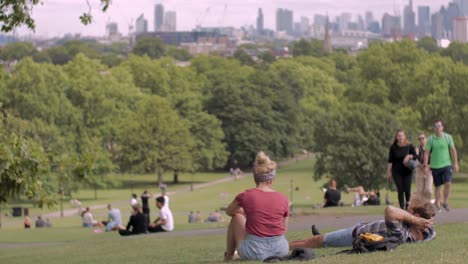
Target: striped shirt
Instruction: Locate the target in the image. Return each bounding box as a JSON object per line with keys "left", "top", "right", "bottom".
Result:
{"left": 355, "top": 220, "right": 436, "bottom": 243}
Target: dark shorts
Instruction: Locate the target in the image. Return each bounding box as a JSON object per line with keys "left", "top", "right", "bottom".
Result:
{"left": 432, "top": 166, "right": 453, "bottom": 187}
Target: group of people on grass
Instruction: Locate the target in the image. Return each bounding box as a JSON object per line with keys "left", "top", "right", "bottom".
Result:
{"left": 223, "top": 143, "right": 448, "bottom": 261}
{"left": 24, "top": 215, "right": 52, "bottom": 229}
{"left": 81, "top": 190, "right": 174, "bottom": 236}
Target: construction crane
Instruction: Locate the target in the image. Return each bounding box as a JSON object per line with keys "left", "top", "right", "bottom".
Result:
{"left": 196, "top": 7, "right": 211, "bottom": 29}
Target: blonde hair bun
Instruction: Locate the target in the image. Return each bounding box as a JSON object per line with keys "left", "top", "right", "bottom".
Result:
{"left": 254, "top": 151, "right": 277, "bottom": 176}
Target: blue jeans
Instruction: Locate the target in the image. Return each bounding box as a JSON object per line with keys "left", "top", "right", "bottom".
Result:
{"left": 323, "top": 223, "right": 361, "bottom": 247}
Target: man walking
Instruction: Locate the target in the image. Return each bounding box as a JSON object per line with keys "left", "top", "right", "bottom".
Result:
{"left": 424, "top": 120, "right": 459, "bottom": 212}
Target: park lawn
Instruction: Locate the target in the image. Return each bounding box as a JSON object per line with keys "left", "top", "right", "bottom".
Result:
{"left": 0, "top": 223, "right": 466, "bottom": 264}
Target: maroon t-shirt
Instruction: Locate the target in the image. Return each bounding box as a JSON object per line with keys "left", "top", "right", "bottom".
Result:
{"left": 236, "top": 188, "right": 289, "bottom": 237}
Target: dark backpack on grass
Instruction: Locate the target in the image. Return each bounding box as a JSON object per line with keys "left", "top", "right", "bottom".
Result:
{"left": 338, "top": 236, "right": 400, "bottom": 254}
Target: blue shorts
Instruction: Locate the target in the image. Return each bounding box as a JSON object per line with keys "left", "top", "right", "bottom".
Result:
{"left": 238, "top": 234, "right": 289, "bottom": 261}
{"left": 105, "top": 221, "right": 121, "bottom": 231}
{"left": 432, "top": 166, "right": 453, "bottom": 187}
{"left": 323, "top": 223, "right": 361, "bottom": 247}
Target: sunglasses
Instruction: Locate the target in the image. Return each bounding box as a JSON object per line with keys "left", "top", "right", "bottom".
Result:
{"left": 419, "top": 137, "right": 425, "bottom": 140}
{"left": 434, "top": 124, "right": 442, "bottom": 128}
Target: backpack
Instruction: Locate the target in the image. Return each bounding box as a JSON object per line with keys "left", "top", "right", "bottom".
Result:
{"left": 337, "top": 235, "right": 400, "bottom": 254}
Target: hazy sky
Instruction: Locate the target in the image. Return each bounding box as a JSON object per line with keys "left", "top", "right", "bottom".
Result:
{"left": 19, "top": 0, "right": 452, "bottom": 37}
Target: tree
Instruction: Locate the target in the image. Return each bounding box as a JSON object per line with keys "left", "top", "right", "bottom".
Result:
{"left": 0, "top": 42, "right": 37, "bottom": 61}
{"left": 132, "top": 36, "right": 166, "bottom": 59}
{"left": 313, "top": 103, "right": 396, "bottom": 190}
{"left": 292, "top": 39, "right": 323, "bottom": 57}
{"left": 233, "top": 48, "right": 255, "bottom": 66}
{"left": 0, "top": 0, "right": 111, "bottom": 32}
{"left": 166, "top": 46, "right": 192, "bottom": 61}
{"left": 417, "top": 37, "right": 440, "bottom": 53}
{"left": 117, "top": 95, "right": 194, "bottom": 185}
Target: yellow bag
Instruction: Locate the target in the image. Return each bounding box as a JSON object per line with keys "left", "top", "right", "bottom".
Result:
{"left": 359, "top": 233, "right": 384, "bottom": 242}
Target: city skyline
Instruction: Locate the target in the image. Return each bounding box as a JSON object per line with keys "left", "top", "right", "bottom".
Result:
{"left": 17, "top": 0, "right": 451, "bottom": 37}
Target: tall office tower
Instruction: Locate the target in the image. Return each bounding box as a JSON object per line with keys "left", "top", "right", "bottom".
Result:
{"left": 164, "top": 11, "right": 176, "bottom": 31}
{"left": 339, "top": 12, "right": 351, "bottom": 32}
{"left": 454, "top": 16, "right": 468, "bottom": 42}
{"left": 276, "top": 8, "right": 293, "bottom": 35}
{"left": 314, "top": 14, "right": 327, "bottom": 29}
{"left": 456, "top": 0, "right": 468, "bottom": 16}
{"left": 418, "top": 6, "right": 430, "bottom": 37}
{"left": 106, "top": 22, "right": 119, "bottom": 36}
{"left": 365, "top": 11, "right": 374, "bottom": 29}
{"left": 135, "top": 14, "right": 148, "bottom": 33}
{"left": 154, "top": 4, "right": 164, "bottom": 31}
{"left": 432, "top": 12, "right": 444, "bottom": 40}
{"left": 445, "top": 3, "right": 460, "bottom": 36}
{"left": 357, "top": 15, "right": 365, "bottom": 31}
{"left": 300, "top": 16, "right": 310, "bottom": 35}
{"left": 257, "top": 8, "right": 264, "bottom": 34}
{"left": 382, "top": 13, "right": 401, "bottom": 37}
{"left": 403, "top": 0, "right": 415, "bottom": 36}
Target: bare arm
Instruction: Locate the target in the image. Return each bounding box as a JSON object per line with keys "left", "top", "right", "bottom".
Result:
{"left": 283, "top": 216, "right": 289, "bottom": 233}
{"left": 386, "top": 163, "right": 392, "bottom": 179}
{"left": 423, "top": 150, "right": 430, "bottom": 173}
{"left": 451, "top": 146, "right": 459, "bottom": 172}
{"left": 384, "top": 206, "right": 433, "bottom": 230}
{"left": 225, "top": 199, "right": 243, "bottom": 217}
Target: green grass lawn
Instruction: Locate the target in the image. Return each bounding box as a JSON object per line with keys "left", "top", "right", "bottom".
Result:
{"left": 1, "top": 157, "right": 468, "bottom": 263}
{"left": 0, "top": 223, "right": 466, "bottom": 264}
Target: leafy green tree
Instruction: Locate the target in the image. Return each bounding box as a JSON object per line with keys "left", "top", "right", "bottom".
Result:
{"left": 292, "top": 39, "right": 323, "bottom": 57}
{"left": 45, "top": 46, "right": 72, "bottom": 65}
{"left": 0, "top": 42, "right": 37, "bottom": 60}
{"left": 258, "top": 50, "right": 276, "bottom": 64}
{"left": 166, "top": 46, "right": 192, "bottom": 61}
{"left": 132, "top": 36, "right": 166, "bottom": 59}
{"left": 313, "top": 103, "right": 395, "bottom": 189}
{"left": 0, "top": 131, "right": 56, "bottom": 207}
{"left": 440, "top": 42, "right": 468, "bottom": 65}
{"left": 417, "top": 37, "right": 440, "bottom": 53}
{"left": 117, "top": 95, "right": 194, "bottom": 185}
{"left": 233, "top": 48, "right": 255, "bottom": 66}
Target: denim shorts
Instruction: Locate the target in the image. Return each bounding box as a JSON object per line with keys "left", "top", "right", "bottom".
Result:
{"left": 323, "top": 222, "right": 361, "bottom": 247}
{"left": 238, "top": 234, "right": 289, "bottom": 261}
{"left": 432, "top": 166, "right": 453, "bottom": 187}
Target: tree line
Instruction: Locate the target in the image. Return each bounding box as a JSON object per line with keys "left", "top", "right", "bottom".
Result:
{"left": 1, "top": 38, "right": 468, "bottom": 206}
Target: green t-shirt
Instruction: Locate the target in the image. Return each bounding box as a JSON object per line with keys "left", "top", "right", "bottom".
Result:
{"left": 426, "top": 133, "right": 454, "bottom": 169}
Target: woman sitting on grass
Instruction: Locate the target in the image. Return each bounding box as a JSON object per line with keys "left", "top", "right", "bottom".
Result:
{"left": 224, "top": 151, "right": 289, "bottom": 261}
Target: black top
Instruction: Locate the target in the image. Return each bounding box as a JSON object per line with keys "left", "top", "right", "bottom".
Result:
{"left": 388, "top": 144, "right": 417, "bottom": 175}
{"left": 141, "top": 195, "right": 150, "bottom": 209}
{"left": 126, "top": 212, "right": 148, "bottom": 234}
{"left": 324, "top": 189, "right": 341, "bottom": 207}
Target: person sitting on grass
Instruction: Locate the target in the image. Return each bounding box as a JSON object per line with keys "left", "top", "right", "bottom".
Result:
{"left": 35, "top": 215, "right": 47, "bottom": 228}
{"left": 117, "top": 204, "right": 148, "bottom": 236}
{"left": 224, "top": 151, "right": 290, "bottom": 261}
{"left": 289, "top": 194, "right": 436, "bottom": 249}
{"left": 148, "top": 196, "right": 174, "bottom": 233}
{"left": 105, "top": 204, "right": 122, "bottom": 232}
{"left": 81, "top": 207, "right": 104, "bottom": 228}
{"left": 323, "top": 179, "right": 341, "bottom": 207}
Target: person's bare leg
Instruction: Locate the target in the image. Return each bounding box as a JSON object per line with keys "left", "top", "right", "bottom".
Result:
{"left": 225, "top": 213, "right": 246, "bottom": 261}
{"left": 434, "top": 186, "right": 441, "bottom": 207}
{"left": 443, "top": 182, "right": 451, "bottom": 205}
{"left": 425, "top": 172, "right": 433, "bottom": 200}
{"left": 289, "top": 235, "right": 324, "bottom": 249}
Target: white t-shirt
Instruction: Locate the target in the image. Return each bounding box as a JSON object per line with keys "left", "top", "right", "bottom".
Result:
{"left": 160, "top": 206, "right": 174, "bottom": 231}
{"left": 163, "top": 195, "right": 170, "bottom": 208}
{"left": 131, "top": 198, "right": 138, "bottom": 206}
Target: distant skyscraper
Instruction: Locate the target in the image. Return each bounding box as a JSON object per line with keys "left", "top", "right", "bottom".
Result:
{"left": 454, "top": 16, "right": 468, "bottom": 42}
{"left": 257, "top": 8, "right": 264, "bottom": 34}
{"left": 314, "top": 14, "right": 327, "bottom": 29}
{"left": 300, "top": 16, "right": 310, "bottom": 35}
{"left": 432, "top": 12, "right": 444, "bottom": 40}
{"left": 418, "top": 6, "right": 430, "bottom": 37}
{"left": 136, "top": 14, "right": 148, "bottom": 33}
{"left": 164, "top": 11, "right": 176, "bottom": 31}
{"left": 403, "top": 0, "right": 416, "bottom": 37}
{"left": 382, "top": 13, "right": 401, "bottom": 37}
{"left": 154, "top": 4, "right": 164, "bottom": 31}
{"left": 365, "top": 11, "right": 374, "bottom": 29}
{"left": 106, "top": 22, "right": 118, "bottom": 36}
{"left": 276, "top": 8, "right": 293, "bottom": 35}
{"left": 456, "top": 0, "right": 468, "bottom": 16}
{"left": 339, "top": 12, "right": 351, "bottom": 32}
{"left": 445, "top": 3, "right": 460, "bottom": 37}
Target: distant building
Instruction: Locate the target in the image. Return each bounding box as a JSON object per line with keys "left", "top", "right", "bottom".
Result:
{"left": 136, "top": 14, "right": 148, "bottom": 33}
{"left": 164, "top": 11, "right": 176, "bottom": 31}
{"left": 106, "top": 22, "right": 119, "bottom": 37}
{"left": 339, "top": 13, "right": 352, "bottom": 32}
{"left": 445, "top": 3, "right": 461, "bottom": 37}
{"left": 300, "top": 16, "right": 310, "bottom": 36}
{"left": 136, "top": 31, "right": 226, "bottom": 46}
{"left": 382, "top": 13, "right": 401, "bottom": 38}
{"left": 456, "top": 0, "right": 468, "bottom": 16}
{"left": 418, "top": 6, "right": 431, "bottom": 37}
{"left": 432, "top": 12, "right": 444, "bottom": 40}
{"left": 257, "top": 8, "right": 264, "bottom": 34}
{"left": 453, "top": 16, "right": 468, "bottom": 42}
{"left": 276, "top": 8, "right": 293, "bottom": 35}
{"left": 154, "top": 4, "right": 164, "bottom": 31}
{"left": 403, "top": 0, "right": 416, "bottom": 37}
{"left": 365, "top": 11, "right": 374, "bottom": 29}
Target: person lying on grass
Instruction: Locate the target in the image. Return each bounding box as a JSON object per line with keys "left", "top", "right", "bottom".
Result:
{"left": 224, "top": 151, "right": 290, "bottom": 261}
{"left": 290, "top": 193, "right": 436, "bottom": 249}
